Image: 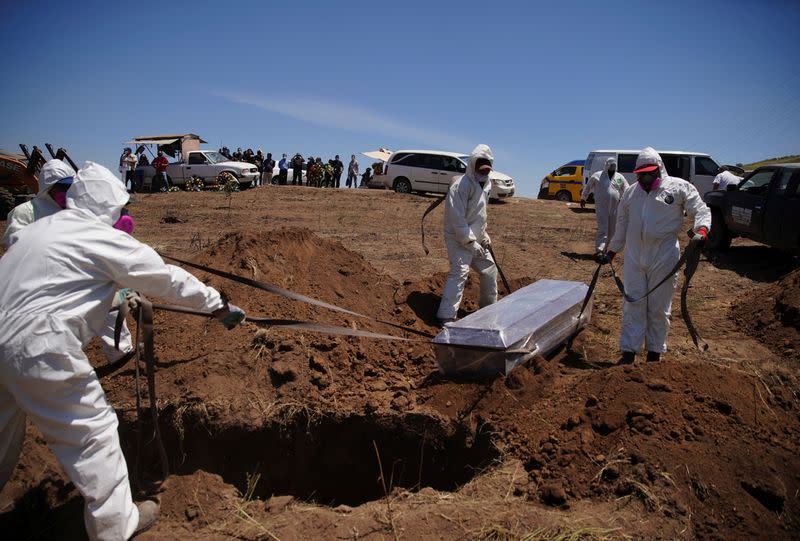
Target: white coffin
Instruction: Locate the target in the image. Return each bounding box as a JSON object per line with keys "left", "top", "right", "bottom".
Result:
{"left": 433, "top": 279, "right": 592, "bottom": 377}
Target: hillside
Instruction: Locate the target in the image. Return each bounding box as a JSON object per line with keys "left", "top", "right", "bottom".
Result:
{"left": 739, "top": 154, "right": 800, "bottom": 169}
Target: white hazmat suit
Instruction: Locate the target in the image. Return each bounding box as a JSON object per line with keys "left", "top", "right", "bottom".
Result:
{"left": 436, "top": 144, "right": 498, "bottom": 321}
{"left": 2, "top": 158, "right": 74, "bottom": 246}
{"left": 0, "top": 162, "right": 228, "bottom": 541}
{"left": 608, "top": 147, "right": 711, "bottom": 354}
{"left": 581, "top": 157, "right": 629, "bottom": 252}
{"left": 2, "top": 159, "right": 133, "bottom": 362}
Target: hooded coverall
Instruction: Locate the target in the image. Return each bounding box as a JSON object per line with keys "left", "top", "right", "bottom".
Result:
{"left": 581, "top": 157, "right": 629, "bottom": 252}
{"left": 608, "top": 147, "right": 711, "bottom": 354}
{"left": 2, "top": 159, "right": 133, "bottom": 363}
{"left": 2, "top": 159, "right": 75, "bottom": 246}
{"left": 436, "top": 144, "right": 498, "bottom": 320}
{"left": 0, "top": 162, "right": 227, "bottom": 541}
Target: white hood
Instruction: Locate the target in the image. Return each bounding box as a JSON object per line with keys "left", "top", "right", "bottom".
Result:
{"left": 38, "top": 159, "right": 76, "bottom": 197}
{"left": 466, "top": 144, "right": 494, "bottom": 183}
{"left": 635, "top": 147, "right": 669, "bottom": 180}
{"left": 67, "top": 161, "right": 129, "bottom": 226}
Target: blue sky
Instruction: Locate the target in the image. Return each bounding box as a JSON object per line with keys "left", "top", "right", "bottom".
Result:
{"left": 1, "top": 0, "right": 798, "bottom": 198}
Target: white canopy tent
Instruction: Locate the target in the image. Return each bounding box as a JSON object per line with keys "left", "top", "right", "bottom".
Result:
{"left": 361, "top": 148, "right": 393, "bottom": 162}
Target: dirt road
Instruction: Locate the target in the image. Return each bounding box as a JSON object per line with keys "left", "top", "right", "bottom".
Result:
{"left": 1, "top": 185, "right": 798, "bottom": 540}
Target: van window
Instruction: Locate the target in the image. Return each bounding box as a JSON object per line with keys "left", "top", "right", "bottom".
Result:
{"left": 695, "top": 156, "right": 719, "bottom": 176}
{"left": 585, "top": 153, "right": 595, "bottom": 175}
{"left": 661, "top": 154, "right": 691, "bottom": 179}
{"left": 555, "top": 166, "right": 577, "bottom": 176}
{"left": 439, "top": 155, "right": 464, "bottom": 172}
{"left": 617, "top": 154, "right": 637, "bottom": 173}
{"left": 390, "top": 152, "right": 412, "bottom": 164}
{"left": 392, "top": 153, "right": 429, "bottom": 168}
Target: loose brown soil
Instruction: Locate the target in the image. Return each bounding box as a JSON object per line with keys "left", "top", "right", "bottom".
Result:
{"left": 1, "top": 186, "right": 799, "bottom": 540}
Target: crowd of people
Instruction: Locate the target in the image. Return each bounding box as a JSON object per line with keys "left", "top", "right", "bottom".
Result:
{"left": 216, "top": 147, "right": 374, "bottom": 188}
{"left": 120, "top": 145, "right": 376, "bottom": 192}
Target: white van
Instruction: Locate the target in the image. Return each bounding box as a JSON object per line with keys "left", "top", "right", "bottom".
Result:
{"left": 584, "top": 149, "right": 721, "bottom": 196}
{"left": 376, "top": 149, "right": 515, "bottom": 201}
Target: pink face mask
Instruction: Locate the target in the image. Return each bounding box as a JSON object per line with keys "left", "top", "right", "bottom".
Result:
{"left": 52, "top": 190, "right": 68, "bottom": 209}
{"left": 113, "top": 214, "right": 135, "bottom": 234}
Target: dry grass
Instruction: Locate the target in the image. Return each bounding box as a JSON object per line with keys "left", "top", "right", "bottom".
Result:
{"left": 470, "top": 523, "right": 623, "bottom": 540}
{"left": 592, "top": 447, "right": 627, "bottom": 482}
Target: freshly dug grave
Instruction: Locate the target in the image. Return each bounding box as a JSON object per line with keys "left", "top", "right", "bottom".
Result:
{"left": 733, "top": 268, "right": 800, "bottom": 361}
{"left": 2, "top": 225, "right": 800, "bottom": 540}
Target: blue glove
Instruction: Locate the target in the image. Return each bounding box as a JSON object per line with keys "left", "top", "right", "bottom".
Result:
{"left": 215, "top": 303, "right": 246, "bottom": 329}
{"left": 117, "top": 288, "right": 132, "bottom": 305}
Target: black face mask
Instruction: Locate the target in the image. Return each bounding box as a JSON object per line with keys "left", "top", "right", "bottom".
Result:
{"left": 607, "top": 166, "right": 617, "bottom": 176}
{"left": 474, "top": 158, "right": 491, "bottom": 171}
{"left": 638, "top": 172, "right": 658, "bottom": 189}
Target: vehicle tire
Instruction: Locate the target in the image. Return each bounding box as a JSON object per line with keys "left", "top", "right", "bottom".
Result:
{"left": 707, "top": 209, "right": 732, "bottom": 251}
{"left": 0, "top": 188, "right": 15, "bottom": 220}
{"left": 393, "top": 178, "right": 412, "bottom": 194}
{"left": 555, "top": 190, "right": 572, "bottom": 202}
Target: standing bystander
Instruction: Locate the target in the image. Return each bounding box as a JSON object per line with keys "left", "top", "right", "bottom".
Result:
{"left": 152, "top": 150, "right": 170, "bottom": 192}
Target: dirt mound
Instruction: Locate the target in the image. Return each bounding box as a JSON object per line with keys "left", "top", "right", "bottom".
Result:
{"left": 734, "top": 268, "right": 800, "bottom": 361}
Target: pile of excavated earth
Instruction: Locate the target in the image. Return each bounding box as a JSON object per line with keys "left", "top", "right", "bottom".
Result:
{"left": 1, "top": 188, "right": 799, "bottom": 540}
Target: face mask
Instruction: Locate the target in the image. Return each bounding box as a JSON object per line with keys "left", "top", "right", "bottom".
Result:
{"left": 608, "top": 167, "right": 617, "bottom": 176}
{"left": 638, "top": 175, "right": 660, "bottom": 191}
{"left": 52, "top": 190, "right": 68, "bottom": 209}
{"left": 113, "top": 214, "right": 135, "bottom": 234}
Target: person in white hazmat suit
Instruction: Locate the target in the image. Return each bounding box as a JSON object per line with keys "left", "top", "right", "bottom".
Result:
{"left": 0, "top": 161, "right": 246, "bottom": 540}
{"left": 580, "top": 157, "right": 629, "bottom": 255}
{"left": 2, "top": 158, "right": 75, "bottom": 245}
{"left": 436, "top": 144, "right": 498, "bottom": 324}
{"left": 2, "top": 159, "right": 134, "bottom": 363}
{"left": 605, "top": 147, "right": 711, "bottom": 364}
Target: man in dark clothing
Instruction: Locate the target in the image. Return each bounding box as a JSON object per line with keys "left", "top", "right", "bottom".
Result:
{"left": 291, "top": 153, "right": 305, "bottom": 185}
{"left": 253, "top": 150, "right": 265, "bottom": 186}
{"left": 233, "top": 148, "right": 243, "bottom": 161}
{"left": 262, "top": 153, "right": 275, "bottom": 185}
{"left": 360, "top": 167, "right": 372, "bottom": 188}
{"left": 333, "top": 155, "right": 344, "bottom": 188}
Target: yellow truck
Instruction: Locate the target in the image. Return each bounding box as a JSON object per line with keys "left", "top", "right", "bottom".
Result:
{"left": 537, "top": 160, "right": 585, "bottom": 202}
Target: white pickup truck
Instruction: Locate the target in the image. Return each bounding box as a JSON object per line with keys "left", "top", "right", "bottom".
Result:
{"left": 139, "top": 150, "right": 260, "bottom": 190}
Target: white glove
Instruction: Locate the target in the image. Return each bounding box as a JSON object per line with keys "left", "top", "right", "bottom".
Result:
{"left": 481, "top": 234, "right": 491, "bottom": 249}
{"left": 469, "top": 241, "right": 486, "bottom": 258}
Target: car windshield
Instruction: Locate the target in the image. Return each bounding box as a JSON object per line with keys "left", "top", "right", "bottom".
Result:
{"left": 204, "top": 151, "right": 228, "bottom": 164}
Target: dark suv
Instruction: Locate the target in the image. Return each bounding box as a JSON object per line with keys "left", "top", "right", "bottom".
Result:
{"left": 703, "top": 164, "right": 800, "bottom": 255}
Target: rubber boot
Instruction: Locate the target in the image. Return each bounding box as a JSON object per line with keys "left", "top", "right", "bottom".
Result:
{"left": 618, "top": 351, "right": 635, "bottom": 365}
{"left": 133, "top": 500, "right": 160, "bottom": 537}
{"left": 646, "top": 351, "right": 661, "bottom": 363}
